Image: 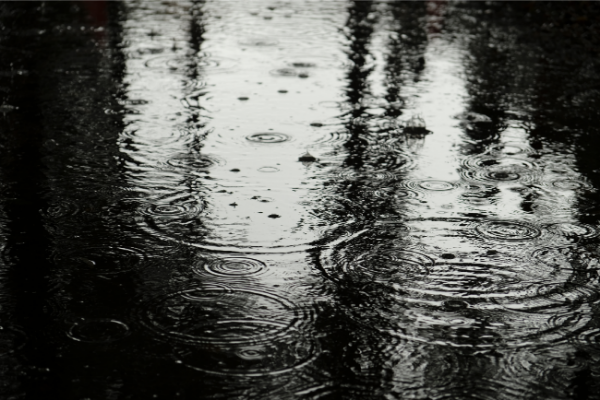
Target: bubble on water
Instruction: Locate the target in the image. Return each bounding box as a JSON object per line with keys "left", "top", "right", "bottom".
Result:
{"left": 198, "top": 257, "right": 267, "bottom": 277}
{"left": 138, "top": 286, "right": 310, "bottom": 345}
{"left": 246, "top": 132, "right": 291, "bottom": 144}
{"left": 58, "top": 246, "right": 146, "bottom": 275}
{"left": 67, "top": 319, "right": 130, "bottom": 343}
{"left": 173, "top": 332, "right": 318, "bottom": 376}
{"left": 475, "top": 220, "right": 541, "bottom": 242}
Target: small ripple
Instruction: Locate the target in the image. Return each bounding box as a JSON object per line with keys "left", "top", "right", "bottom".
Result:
{"left": 197, "top": 257, "right": 267, "bottom": 278}
{"left": 258, "top": 166, "right": 280, "bottom": 173}
{"left": 576, "top": 328, "right": 600, "bottom": 349}
{"left": 238, "top": 36, "right": 279, "bottom": 47}
{"left": 163, "top": 153, "right": 225, "bottom": 171}
{"left": 246, "top": 132, "right": 291, "bottom": 144}
{"left": 546, "top": 222, "right": 599, "bottom": 242}
{"left": 138, "top": 285, "right": 309, "bottom": 345}
{"left": 67, "top": 319, "right": 130, "bottom": 343}
{"left": 486, "top": 142, "right": 536, "bottom": 157}
{"left": 531, "top": 246, "right": 600, "bottom": 271}
{"left": 139, "top": 199, "right": 204, "bottom": 221}
{"left": 0, "top": 328, "right": 26, "bottom": 356}
{"left": 269, "top": 68, "right": 298, "bottom": 77}
{"left": 173, "top": 332, "right": 317, "bottom": 376}
{"left": 42, "top": 198, "right": 80, "bottom": 218}
{"left": 144, "top": 54, "right": 238, "bottom": 73}
{"left": 460, "top": 155, "right": 539, "bottom": 185}
{"left": 475, "top": 220, "right": 541, "bottom": 242}
{"left": 57, "top": 246, "right": 146, "bottom": 275}
{"left": 459, "top": 183, "right": 500, "bottom": 206}
{"left": 549, "top": 178, "right": 593, "bottom": 191}
{"left": 404, "top": 179, "right": 458, "bottom": 193}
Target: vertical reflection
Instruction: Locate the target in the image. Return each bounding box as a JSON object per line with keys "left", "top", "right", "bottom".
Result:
{"left": 0, "top": 1, "right": 133, "bottom": 397}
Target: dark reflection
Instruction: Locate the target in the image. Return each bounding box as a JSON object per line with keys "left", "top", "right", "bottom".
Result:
{"left": 383, "top": 1, "right": 428, "bottom": 120}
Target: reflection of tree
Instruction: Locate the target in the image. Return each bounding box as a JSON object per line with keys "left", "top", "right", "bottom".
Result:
{"left": 383, "top": 1, "right": 428, "bottom": 120}
{"left": 0, "top": 2, "right": 137, "bottom": 397}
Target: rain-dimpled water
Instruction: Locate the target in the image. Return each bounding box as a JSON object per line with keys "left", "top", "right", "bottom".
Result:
{"left": 1, "top": 1, "right": 600, "bottom": 399}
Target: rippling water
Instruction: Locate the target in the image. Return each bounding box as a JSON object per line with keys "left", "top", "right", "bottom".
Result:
{"left": 1, "top": 1, "right": 600, "bottom": 399}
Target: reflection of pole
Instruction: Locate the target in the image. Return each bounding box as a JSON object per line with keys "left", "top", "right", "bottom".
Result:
{"left": 342, "top": 1, "right": 375, "bottom": 170}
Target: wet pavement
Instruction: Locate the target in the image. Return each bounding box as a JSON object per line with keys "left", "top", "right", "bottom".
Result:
{"left": 1, "top": 1, "right": 600, "bottom": 399}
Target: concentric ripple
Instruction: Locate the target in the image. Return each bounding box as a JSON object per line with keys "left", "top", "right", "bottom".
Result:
{"left": 246, "top": 132, "right": 291, "bottom": 144}
{"left": 67, "top": 319, "right": 130, "bottom": 343}
{"left": 405, "top": 179, "right": 458, "bottom": 193}
{"left": 549, "top": 178, "right": 593, "bottom": 191}
{"left": 198, "top": 257, "right": 267, "bottom": 278}
{"left": 460, "top": 155, "right": 539, "bottom": 184}
{"left": 475, "top": 220, "right": 541, "bottom": 242}
{"left": 144, "top": 54, "right": 238, "bottom": 73}
{"left": 546, "top": 222, "right": 599, "bottom": 242}
{"left": 139, "top": 200, "right": 204, "bottom": 221}
{"left": 173, "top": 332, "right": 317, "bottom": 376}
{"left": 138, "top": 286, "right": 308, "bottom": 345}
{"left": 164, "top": 153, "right": 225, "bottom": 170}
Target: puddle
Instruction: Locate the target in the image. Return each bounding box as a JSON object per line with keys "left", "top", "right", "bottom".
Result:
{"left": 1, "top": 1, "right": 600, "bottom": 399}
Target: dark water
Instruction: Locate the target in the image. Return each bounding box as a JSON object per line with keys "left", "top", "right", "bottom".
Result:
{"left": 1, "top": 1, "right": 600, "bottom": 399}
